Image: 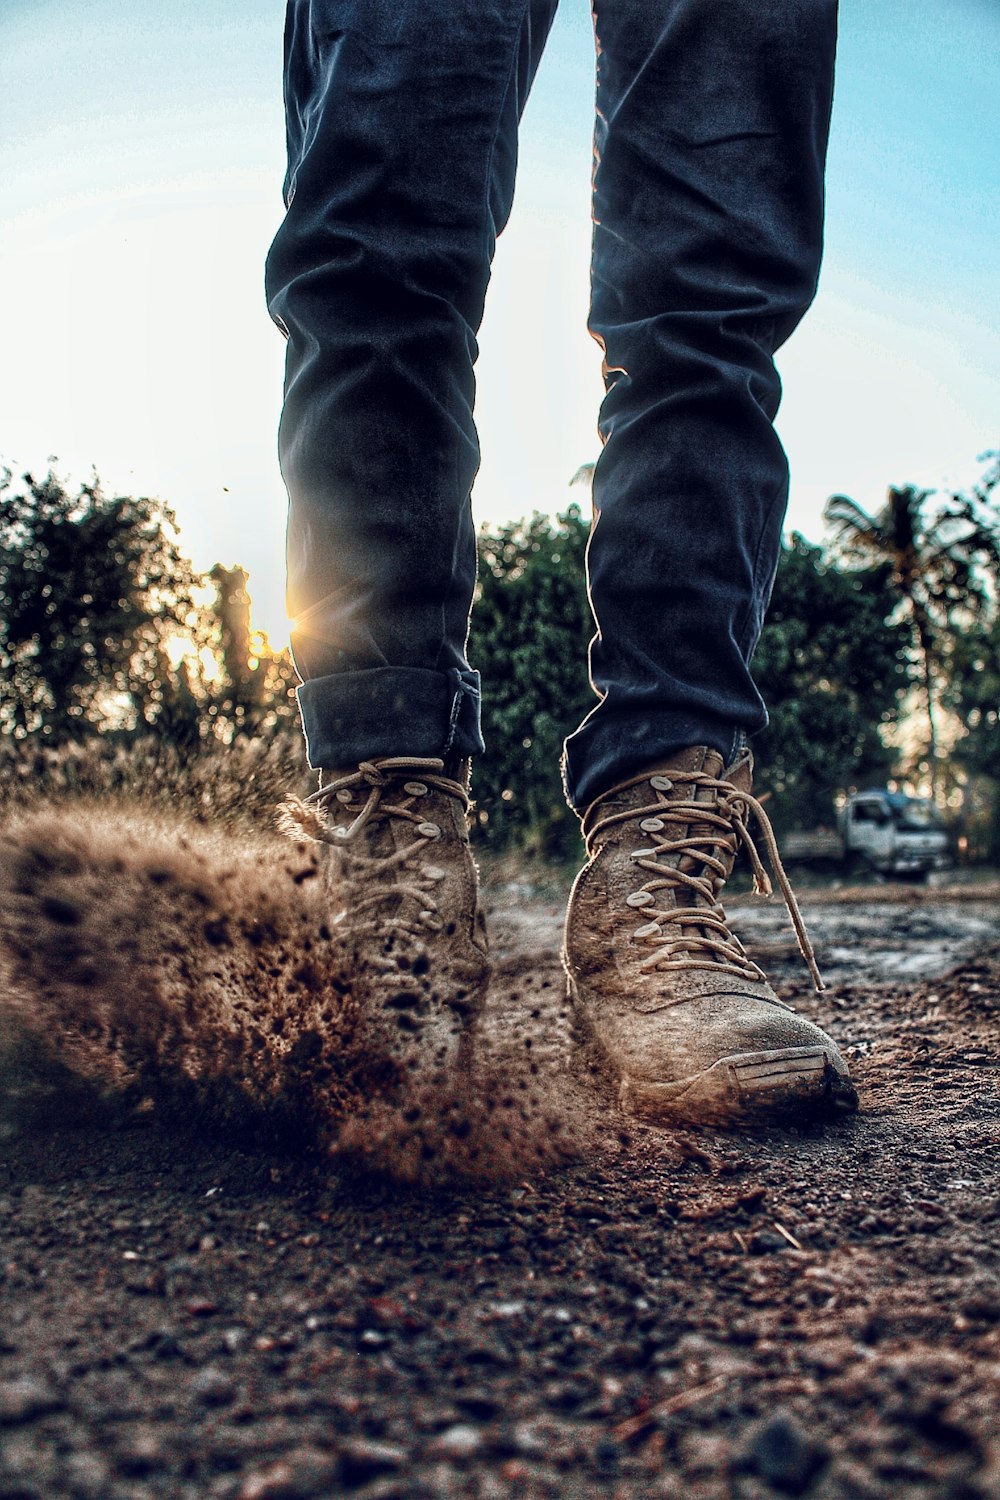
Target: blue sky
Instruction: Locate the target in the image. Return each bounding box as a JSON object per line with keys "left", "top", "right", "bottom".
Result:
{"left": 1, "top": 0, "right": 997, "bottom": 641}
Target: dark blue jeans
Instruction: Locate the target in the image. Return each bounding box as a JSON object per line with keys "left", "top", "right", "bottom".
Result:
{"left": 265, "top": 0, "right": 837, "bottom": 811}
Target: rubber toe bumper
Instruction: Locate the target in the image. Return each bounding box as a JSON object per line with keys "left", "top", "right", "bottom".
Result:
{"left": 620, "top": 1045, "right": 859, "bottom": 1125}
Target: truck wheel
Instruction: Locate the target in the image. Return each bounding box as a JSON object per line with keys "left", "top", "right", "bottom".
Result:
{"left": 845, "top": 853, "right": 885, "bottom": 884}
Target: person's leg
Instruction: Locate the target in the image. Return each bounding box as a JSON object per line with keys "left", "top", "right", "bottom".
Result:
{"left": 563, "top": 0, "right": 838, "bottom": 812}
{"left": 267, "top": 0, "right": 560, "bottom": 1080}
{"left": 562, "top": 0, "right": 856, "bottom": 1124}
{"left": 266, "top": 0, "right": 558, "bottom": 773}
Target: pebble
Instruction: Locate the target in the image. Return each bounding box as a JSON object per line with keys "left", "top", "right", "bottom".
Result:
{"left": 186, "top": 1296, "right": 221, "bottom": 1317}
{"left": 744, "top": 1409, "right": 826, "bottom": 1495}
{"left": 0, "top": 1375, "right": 62, "bottom": 1424}
{"left": 238, "top": 1462, "right": 298, "bottom": 1500}
{"left": 117, "top": 1426, "right": 167, "bottom": 1475}
{"left": 512, "top": 1420, "right": 549, "bottom": 1457}
{"left": 490, "top": 1301, "right": 526, "bottom": 1318}
{"left": 338, "top": 1437, "right": 409, "bottom": 1483}
{"left": 456, "top": 1388, "right": 501, "bottom": 1419}
{"left": 64, "top": 1450, "right": 111, "bottom": 1498}
{"left": 749, "top": 1229, "right": 789, "bottom": 1255}
{"left": 236, "top": 1449, "right": 339, "bottom": 1500}
{"left": 190, "top": 1366, "right": 237, "bottom": 1406}
{"left": 431, "top": 1423, "right": 483, "bottom": 1460}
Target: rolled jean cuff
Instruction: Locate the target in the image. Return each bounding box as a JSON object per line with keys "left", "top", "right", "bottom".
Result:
{"left": 562, "top": 711, "right": 748, "bottom": 816}
{"left": 296, "top": 666, "right": 484, "bottom": 771}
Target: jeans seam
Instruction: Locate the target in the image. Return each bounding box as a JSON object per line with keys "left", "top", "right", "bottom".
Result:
{"left": 480, "top": 0, "right": 532, "bottom": 240}
{"left": 734, "top": 468, "right": 787, "bottom": 661}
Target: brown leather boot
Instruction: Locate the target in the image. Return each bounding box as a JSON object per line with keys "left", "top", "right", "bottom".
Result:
{"left": 564, "top": 745, "right": 858, "bottom": 1123}
{"left": 282, "top": 757, "right": 489, "bottom": 1077}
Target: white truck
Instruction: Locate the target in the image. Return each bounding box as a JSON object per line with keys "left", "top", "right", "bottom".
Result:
{"left": 782, "top": 790, "right": 949, "bottom": 880}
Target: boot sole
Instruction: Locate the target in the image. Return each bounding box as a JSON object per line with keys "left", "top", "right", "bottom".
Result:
{"left": 621, "top": 1044, "right": 859, "bottom": 1125}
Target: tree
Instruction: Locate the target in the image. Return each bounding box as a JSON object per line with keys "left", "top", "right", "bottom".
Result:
{"left": 469, "top": 505, "right": 594, "bottom": 855}
{"left": 823, "top": 458, "right": 1000, "bottom": 798}
{"left": 946, "top": 612, "right": 1000, "bottom": 854}
{"left": 751, "top": 534, "right": 908, "bottom": 831}
{"left": 206, "top": 565, "right": 300, "bottom": 738}
{"left": 0, "top": 468, "right": 204, "bottom": 737}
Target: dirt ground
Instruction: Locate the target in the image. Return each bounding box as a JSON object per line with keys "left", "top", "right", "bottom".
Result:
{"left": 1, "top": 806, "right": 999, "bottom": 1499}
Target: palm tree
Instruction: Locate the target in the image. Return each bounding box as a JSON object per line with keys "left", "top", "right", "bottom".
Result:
{"left": 824, "top": 469, "right": 1000, "bottom": 800}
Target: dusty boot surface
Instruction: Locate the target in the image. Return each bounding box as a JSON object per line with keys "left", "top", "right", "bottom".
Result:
{"left": 283, "top": 757, "right": 489, "bottom": 1084}
{"left": 564, "top": 746, "right": 859, "bottom": 1125}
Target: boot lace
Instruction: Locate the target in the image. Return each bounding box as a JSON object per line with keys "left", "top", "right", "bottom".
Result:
{"left": 279, "top": 757, "right": 470, "bottom": 946}
{"left": 588, "top": 768, "right": 824, "bottom": 994}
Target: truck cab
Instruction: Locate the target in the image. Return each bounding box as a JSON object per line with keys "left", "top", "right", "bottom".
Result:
{"left": 840, "top": 791, "right": 948, "bottom": 877}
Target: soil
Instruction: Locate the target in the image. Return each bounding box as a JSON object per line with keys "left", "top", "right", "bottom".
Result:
{"left": 1, "top": 805, "right": 999, "bottom": 1499}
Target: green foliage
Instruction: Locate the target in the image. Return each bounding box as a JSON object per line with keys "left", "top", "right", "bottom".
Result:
{"left": 0, "top": 468, "right": 202, "bottom": 738}
{"left": 0, "top": 468, "right": 300, "bottom": 745}
{"left": 4, "top": 454, "right": 996, "bottom": 862}
{"left": 469, "top": 505, "right": 594, "bottom": 856}
{"left": 823, "top": 457, "right": 1000, "bottom": 792}
{"left": 469, "top": 516, "right": 911, "bottom": 850}
{"left": 948, "top": 617, "right": 1000, "bottom": 784}
{"left": 943, "top": 577, "right": 1000, "bottom": 860}
{"left": 752, "top": 535, "right": 908, "bottom": 831}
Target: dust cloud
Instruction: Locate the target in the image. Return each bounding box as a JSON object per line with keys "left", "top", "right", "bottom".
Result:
{"left": 0, "top": 804, "right": 596, "bottom": 1186}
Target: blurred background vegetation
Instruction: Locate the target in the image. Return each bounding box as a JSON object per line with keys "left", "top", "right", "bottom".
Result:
{"left": 1, "top": 454, "right": 998, "bottom": 864}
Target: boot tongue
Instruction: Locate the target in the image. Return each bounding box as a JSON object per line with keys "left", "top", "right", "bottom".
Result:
{"left": 626, "top": 748, "right": 730, "bottom": 955}
{"left": 664, "top": 748, "right": 726, "bottom": 898}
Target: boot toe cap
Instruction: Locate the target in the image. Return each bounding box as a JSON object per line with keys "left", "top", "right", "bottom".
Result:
{"left": 598, "top": 991, "right": 857, "bottom": 1124}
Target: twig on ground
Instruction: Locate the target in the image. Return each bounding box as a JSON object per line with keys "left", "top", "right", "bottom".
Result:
{"left": 612, "top": 1374, "right": 729, "bottom": 1443}
{"left": 773, "top": 1221, "right": 804, "bottom": 1252}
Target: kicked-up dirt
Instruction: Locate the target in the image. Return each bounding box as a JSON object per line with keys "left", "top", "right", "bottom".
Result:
{"left": 0, "top": 803, "right": 999, "bottom": 1499}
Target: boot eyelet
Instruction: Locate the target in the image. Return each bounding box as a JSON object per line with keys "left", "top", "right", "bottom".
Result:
{"left": 404, "top": 781, "right": 428, "bottom": 796}
{"left": 650, "top": 775, "right": 672, "bottom": 791}
{"left": 633, "top": 921, "right": 661, "bottom": 938}
{"left": 417, "top": 822, "right": 441, "bottom": 839}
{"left": 335, "top": 790, "right": 353, "bottom": 803}
{"left": 639, "top": 817, "right": 664, "bottom": 832}
{"left": 626, "top": 891, "right": 655, "bottom": 908}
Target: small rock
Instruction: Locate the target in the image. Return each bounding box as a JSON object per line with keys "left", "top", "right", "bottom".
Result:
{"left": 147, "top": 1329, "right": 185, "bottom": 1361}
{"left": 186, "top": 1297, "right": 221, "bottom": 1317}
{"left": 490, "top": 1301, "right": 526, "bottom": 1319}
{"left": 237, "top": 1452, "right": 337, "bottom": 1500}
{"left": 190, "top": 1366, "right": 236, "bottom": 1407}
{"left": 64, "top": 1450, "right": 111, "bottom": 1498}
{"left": 595, "top": 1435, "right": 621, "bottom": 1474}
{"left": 512, "top": 1421, "right": 548, "bottom": 1458}
{"left": 456, "top": 1388, "right": 501, "bottom": 1419}
{"left": 338, "top": 1437, "right": 408, "bottom": 1484}
{"left": 749, "top": 1230, "right": 789, "bottom": 1255}
{"left": 0, "top": 1375, "right": 62, "bottom": 1424}
{"left": 238, "top": 1462, "right": 298, "bottom": 1500}
{"left": 432, "top": 1423, "right": 483, "bottom": 1460}
{"left": 744, "top": 1409, "right": 826, "bottom": 1495}
{"left": 117, "top": 1426, "right": 166, "bottom": 1475}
